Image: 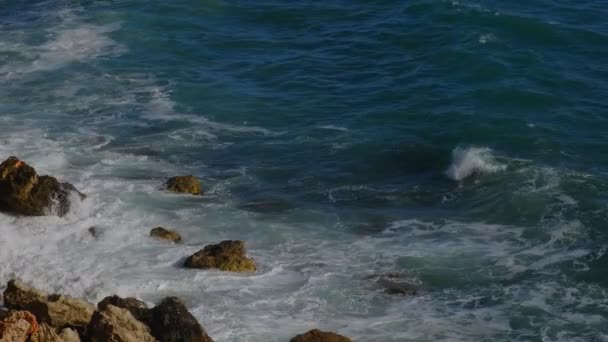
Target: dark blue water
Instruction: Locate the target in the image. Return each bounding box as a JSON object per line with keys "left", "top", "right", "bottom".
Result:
{"left": 1, "top": 0, "right": 607, "bottom": 341}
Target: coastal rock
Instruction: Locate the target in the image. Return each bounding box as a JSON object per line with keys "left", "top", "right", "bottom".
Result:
{"left": 150, "top": 227, "right": 182, "bottom": 243}
{"left": 98, "top": 295, "right": 150, "bottom": 325}
{"left": 165, "top": 176, "right": 201, "bottom": 195}
{"left": 0, "top": 310, "right": 38, "bottom": 341}
{"left": 3, "top": 279, "right": 47, "bottom": 310}
{"left": 183, "top": 240, "right": 256, "bottom": 272}
{"left": 87, "top": 304, "right": 155, "bottom": 342}
{"left": 0, "top": 156, "right": 85, "bottom": 216}
{"left": 148, "top": 297, "right": 214, "bottom": 342}
{"left": 376, "top": 274, "right": 418, "bottom": 296}
{"left": 30, "top": 323, "right": 81, "bottom": 342}
{"left": 290, "top": 329, "right": 352, "bottom": 342}
{"left": 3, "top": 279, "right": 95, "bottom": 330}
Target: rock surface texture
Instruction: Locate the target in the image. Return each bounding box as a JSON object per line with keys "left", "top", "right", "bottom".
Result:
{"left": 148, "top": 297, "right": 214, "bottom": 342}
{"left": 0, "top": 156, "right": 84, "bottom": 216}
{"left": 184, "top": 240, "right": 256, "bottom": 272}
{"left": 3, "top": 279, "right": 95, "bottom": 330}
{"left": 165, "top": 175, "right": 201, "bottom": 195}
{"left": 87, "top": 304, "right": 155, "bottom": 342}
{"left": 150, "top": 227, "right": 182, "bottom": 243}
{"left": 290, "top": 329, "right": 353, "bottom": 342}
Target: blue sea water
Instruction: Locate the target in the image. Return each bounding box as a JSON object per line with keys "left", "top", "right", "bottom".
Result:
{"left": 1, "top": 0, "right": 608, "bottom": 340}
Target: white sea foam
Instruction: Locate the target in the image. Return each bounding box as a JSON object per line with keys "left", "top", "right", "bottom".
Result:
{"left": 445, "top": 146, "right": 506, "bottom": 181}
{"left": 478, "top": 33, "right": 497, "bottom": 44}
{"left": 0, "top": 17, "right": 124, "bottom": 79}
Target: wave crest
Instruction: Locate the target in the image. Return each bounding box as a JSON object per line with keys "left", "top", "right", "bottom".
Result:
{"left": 445, "top": 147, "right": 506, "bottom": 181}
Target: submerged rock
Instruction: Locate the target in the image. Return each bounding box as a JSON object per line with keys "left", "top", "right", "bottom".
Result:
{"left": 87, "top": 304, "right": 155, "bottom": 342}
{"left": 184, "top": 240, "right": 256, "bottom": 272}
{"left": 98, "top": 295, "right": 150, "bottom": 325}
{"left": 290, "top": 329, "right": 352, "bottom": 342}
{"left": 0, "top": 310, "right": 38, "bottom": 341}
{"left": 148, "top": 297, "right": 214, "bottom": 342}
{"left": 165, "top": 176, "right": 202, "bottom": 195}
{"left": 150, "top": 227, "right": 182, "bottom": 243}
{"left": 3, "top": 279, "right": 95, "bottom": 330}
{"left": 237, "top": 198, "right": 293, "bottom": 213}
{"left": 0, "top": 156, "right": 85, "bottom": 216}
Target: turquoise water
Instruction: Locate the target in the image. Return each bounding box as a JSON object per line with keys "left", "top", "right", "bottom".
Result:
{"left": 1, "top": 0, "right": 608, "bottom": 341}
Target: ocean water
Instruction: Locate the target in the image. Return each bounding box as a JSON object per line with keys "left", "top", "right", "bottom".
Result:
{"left": 1, "top": 0, "right": 607, "bottom": 341}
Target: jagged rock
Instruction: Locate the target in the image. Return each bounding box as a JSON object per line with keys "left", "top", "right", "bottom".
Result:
{"left": 183, "top": 240, "right": 256, "bottom": 272}
{"left": 3, "top": 279, "right": 95, "bottom": 330}
{"left": 150, "top": 227, "right": 182, "bottom": 243}
{"left": 30, "top": 323, "right": 81, "bottom": 342}
{"left": 290, "top": 329, "right": 352, "bottom": 342}
{"left": 148, "top": 297, "right": 213, "bottom": 342}
{"left": 3, "top": 279, "right": 46, "bottom": 310}
{"left": 87, "top": 304, "right": 155, "bottom": 342}
{"left": 0, "top": 310, "right": 38, "bottom": 341}
{"left": 165, "top": 176, "right": 201, "bottom": 195}
{"left": 98, "top": 296, "right": 150, "bottom": 325}
{"left": 0, "top": 156, "right": 85, "bottom": 216}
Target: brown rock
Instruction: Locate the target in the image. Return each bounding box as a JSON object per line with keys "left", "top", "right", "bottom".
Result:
{"left": 150, "top": 227, "right": 182, "bottom": 243}
{"left": 30, "top": 323, "right": 81, "bottom": 342}
{"left": 0, "top": 156, "right": 85, "bottom": 216}
{"left": 290, "top": 329, "right": 352, "bottom": 342}
{"left": 183, "top": 240, "right": 256, "bottom": 272}
{"left": 3, "top": 279, "right": 95, "bottom": 330}
{"left": 87, "top": 304, "right": 155, "bottom": 342}
{"left": 148, "top": 297, "right": 213, "bottom": 342}
{"left": 165, "top": 176, "right": 202, "bottom": 195}
{"left": 98, "top": 295, "right": 150, "bottom": 325}
{"left": 3, "top": 279, "right": 46, "bottom": 310}
{"left": 0, "top": 310, "right": 38, "bottom": 341}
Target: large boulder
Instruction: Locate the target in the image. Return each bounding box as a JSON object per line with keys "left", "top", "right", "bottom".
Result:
{"left": 290, "top": 329, "right": 352, "bottom": 342}
{"left": 86, "top": 304, "right": 155, "bottom": 342}
{"left": 165, "top": 175, "right": 202, "bottom": 195}
{"left": 98, "top": 295, "right": 150, "bottom": 325}
{"left": 148, "top": 297, "right": 213, "bottom": 342}
{"left": 0, "top": 156, "right": 85, "bottom": 216}
{"left": 3, "top": 279, "right": 95, "bottom": 330}
{"left": 150, "top": 227, "right": 182, "bottom": 243}
{"left": 0, "top": 310, "right": 38, "bottom": 341}
{"left": 183, "top": 240, "right": 256, "bottom": 272}
{"left": 30, "top": 323, "right": 81, "bottom": 342}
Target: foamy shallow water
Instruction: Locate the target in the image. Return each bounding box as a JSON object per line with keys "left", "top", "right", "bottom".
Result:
{"left": 1, "top": 1, "right": 608, "bottom": 341}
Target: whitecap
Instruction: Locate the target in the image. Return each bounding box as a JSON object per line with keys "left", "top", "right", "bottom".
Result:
{"left": 445, "top": 146, "right": 506, "bottom": 181}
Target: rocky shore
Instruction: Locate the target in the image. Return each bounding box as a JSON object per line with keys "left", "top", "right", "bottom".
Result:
{"left": 0, "top": 156, "right": 371, "bottom": 341}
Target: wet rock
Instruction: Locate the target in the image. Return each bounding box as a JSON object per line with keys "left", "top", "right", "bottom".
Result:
{"left": 0, "top": 156, "right": 85, "bottom": 216}
{"left": 3, "top": 279, "right": 47, "bottom": 310}
{"left": 149, "top": 297, "right": 214, "bottom": 342}
{"left": 87, "top": 304, "right": 155, "bottom": 342}
{"left": 30, "top": 323, "right": 81, "bottom": 342}
{"left": 165, "top": 176, "right": 201, "bottom": 195}
{"left": 150, "top": 227, "right": 182, "bottom": 243}
{"left": 373, "top": 273, "right": 418, "bottom": 296}
{"left": 3, "top": 279, "right": 95, "bottom": 330}
{"left": 184, "top": 240, "right": 256, "bottom": 272}
{"left": 88, "top": 226, "right": 101, "bottom": 238}
{"left": 0, "top": 310, "right": 38, "bottom": 341}
{"left": 98, "top": 295, "right": 150, "bottom": 325}
{"left": 290, "top": 329, "right": 352, "bottom": 342}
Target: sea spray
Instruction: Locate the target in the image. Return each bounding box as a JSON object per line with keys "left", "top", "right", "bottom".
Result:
{"left": 445, "top": 147, "right": 506, "bottom": 181}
